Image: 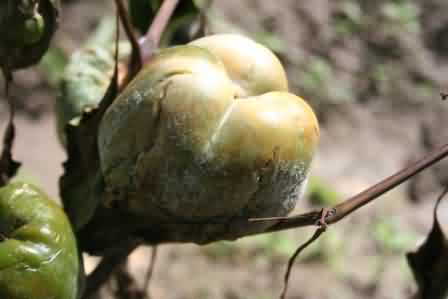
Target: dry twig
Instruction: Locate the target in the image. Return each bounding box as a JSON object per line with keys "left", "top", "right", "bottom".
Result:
{"left": 250, "top": 143, "right": 448, "bottom": 234}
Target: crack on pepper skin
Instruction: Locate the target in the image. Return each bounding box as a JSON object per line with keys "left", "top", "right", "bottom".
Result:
{"left": 134, "top": 79, "right": 173, "bottom": 162}
{"left": 102, "top": 71, "right": 191, "bottom": 194}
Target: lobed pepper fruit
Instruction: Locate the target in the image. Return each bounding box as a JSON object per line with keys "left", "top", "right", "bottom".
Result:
{"left": 0, "top": 182, "right": 81, "bottom": 299}
{"left": 96, "top": 34, "right": 319, "bottom": 243}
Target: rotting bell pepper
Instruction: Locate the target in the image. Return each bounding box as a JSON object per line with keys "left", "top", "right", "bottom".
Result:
{"left": 95, "top": 34, "right": 320, "bottom": 244}
{"left": 0, "top": 182, "right": 80, "bottom": 299}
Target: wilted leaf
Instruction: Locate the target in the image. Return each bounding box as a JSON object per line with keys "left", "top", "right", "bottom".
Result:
{"left": 60, "top": 97, "right": 110, "bottom": 232}
{"left": 59, "top": 3, "right": 177, "bottom": 255}
{"left": 0, "top": 85, "right": 21, "bottom": 187}
{"left": 0, "top": 123, "right": 21, "bottom": 187}
{"left": 59, "top": 70, "right": 145, "bottom": 256}
{"left": 406, "top": 188, "right": 448, "bottom": 299}
{"left": 58, "top": 21, "right": 120, "bottom": 229}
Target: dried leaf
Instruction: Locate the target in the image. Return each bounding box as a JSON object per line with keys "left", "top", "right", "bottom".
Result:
{"left": 407, "top": 188, "right": 448, "bottom": 299}
{"left": 59, "top": 73, "right": 118, "bottom": 231}
{"left": 56, "top": 21, "right": 118, "bottom": 230}
{"left": 0, "top": 81, "right": 21, "bottom": 187}
{"left": 0, "top": 122, "right": 21, "bottom": 187}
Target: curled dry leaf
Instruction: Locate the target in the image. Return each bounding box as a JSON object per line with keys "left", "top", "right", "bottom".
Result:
{"left": 407, "top": 188, "right": 448, "bottom": 299}
{"left": 0, "top": 112, "right": 21, "bottom": 187}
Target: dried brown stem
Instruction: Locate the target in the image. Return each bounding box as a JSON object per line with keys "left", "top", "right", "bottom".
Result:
{"left": 139, "top": 0, "right": 180, "bottom": 60}
{"left": 114, "top": 261, "right": 147, "bottom": 299}
{"left": 250, "top": 142, "right": 448, "bottom": 233}
{"left": 280, "top": 227, "right": 326, "bottom": 299}
{"left": 83, "top": 240, "right": 141, "bottom": 299}
{"left": 271, "top": 142, "right": 448, "bottom": 299}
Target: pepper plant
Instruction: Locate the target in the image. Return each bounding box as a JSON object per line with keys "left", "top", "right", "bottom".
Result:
{"left": 1, "top": 1, "right": 448, "bottom": 299}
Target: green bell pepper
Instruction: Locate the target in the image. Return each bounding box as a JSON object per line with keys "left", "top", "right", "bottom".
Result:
{"left": 0, "top": 182, "right": 80, "bottom": 299}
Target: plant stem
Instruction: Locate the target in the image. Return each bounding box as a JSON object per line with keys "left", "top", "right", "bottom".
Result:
{"left": 83, "top": 240, "right": 140, "bottom": 299}
{"left": 250, "top": 142, "right": 448, "bottom": 233}
{"left": 114, "top": 0, "right": 142, "bottom": 80}
{"left": 139, "top": 0, "right": 180, "bottom": 60}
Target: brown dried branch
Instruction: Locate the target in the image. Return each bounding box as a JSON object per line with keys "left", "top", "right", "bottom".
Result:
{"left": 280, "top": 226, "right": 326, "bottom": 299}
{"left": 83, "top": 240, "right": 141, "bottom": 299}
{"left": 250, "top": 142, "right": 448, "bottom": 233}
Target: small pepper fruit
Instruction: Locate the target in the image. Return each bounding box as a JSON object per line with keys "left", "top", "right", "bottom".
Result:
{"left": 0, "top": 182, "right": 81, "bottom": 299}
{"left": 0, "top": 0, "right": 60, "bottom": 73}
